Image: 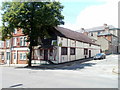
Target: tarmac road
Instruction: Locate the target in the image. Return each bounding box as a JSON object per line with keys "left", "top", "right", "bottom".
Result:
{"left": 1, "top": 54, "right": 119, "bottom": 88}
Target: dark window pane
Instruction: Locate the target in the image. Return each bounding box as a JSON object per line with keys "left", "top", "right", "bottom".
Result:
{"left": 61, "top": 47, "right": 67, "bottom": 55}
{"left": 40, "top": 49, "right": 43, "bottom": 56}
{"left": 50, "top": 49, "right": 53, "bottom": 56}
{"left": 84, "top": 49, "right": 88, "bottom": 55}
{"left": 70, "top": 48, "right": 75, "bottom": 55}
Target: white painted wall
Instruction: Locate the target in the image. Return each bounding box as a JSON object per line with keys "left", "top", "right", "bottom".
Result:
{"left": 55, "top": 36, "right": 100, "bottom": 63}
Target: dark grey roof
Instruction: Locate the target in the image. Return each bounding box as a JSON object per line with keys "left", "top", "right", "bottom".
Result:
{"left": 97, "top": 33, "right": 112, "bottom": 36}
{"left": 97, "top": 33, "right": 118, "bottom": 37}
{"left": 85, "top": 25, "right": 118, "bottom": 32}
{"left": 55, "top": 27, "right": 99, "bottom": 46}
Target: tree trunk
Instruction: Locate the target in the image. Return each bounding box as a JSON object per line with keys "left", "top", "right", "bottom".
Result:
{"left": 28, "top": 44, "right": 32, "bottom": 67}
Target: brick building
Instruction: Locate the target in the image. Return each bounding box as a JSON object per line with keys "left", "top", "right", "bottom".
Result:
{"left": 0, "top": 28, "right": 29, "bottom": 64}
{"left": 81, "top": 24, "right": 120, "bottom": 54}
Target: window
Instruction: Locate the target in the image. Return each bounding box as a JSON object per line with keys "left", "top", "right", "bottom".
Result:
{"left": 20, "top": 53, "right": 26, "bottom": 60}
{"left": 1, "top": 52, "right": 4, "bottom": 60}
{"left": 13, "top": 37, "right": 17, "bottom": 46}
{"left": 70, "top": 48, "right": 75, "bottom": 55}
{"left": 6, "top": 40, "right": 10, "bottom": 47}
{"left": 0, "top": 41, "right": 4, "bottom": 48}
{"left": 40, "top": 49, "right": 43, "bottom": 56}
{"left": 23, "top": 37, "right": 27, "bottom": 46}
{"left": 20, "top": 37, "right": 27, "bottom": 46}
{"left": 6, "top": 52, "right": 10, "bottom": 60}
{"left": 91, "top": 33, "right": 93, "bottom": 36}
{"left": 14, "top": 53, "right": 16, "bottom": 59}
{"left": 23, "top": 54, "right": 26, "bottom": 60}
{"left": 89, "top": 44, "right": 91, "bottom": 47}
{"left": 98, "top": 31, "right": 100, "bottom": 35}
{"left": 49, "top": 49, "right": 53, "bottom": 56}
{"left": 61, "top": 47, "right": 67, "bottom": 55}
{"left": 20, "top": 37, "right": 23, "bottom": 46}
{"left": 84, "top": 49, "right": 88, "bottom": 55}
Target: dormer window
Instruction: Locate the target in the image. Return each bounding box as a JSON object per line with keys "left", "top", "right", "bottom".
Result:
{"left": 91, "top": 33, "right": 93, "bottom": 36}
{"left": 98, "top": 31, "right": 100, "bottom": 35}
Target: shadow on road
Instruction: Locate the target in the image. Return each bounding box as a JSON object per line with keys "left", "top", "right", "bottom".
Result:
{"left": 15, "top": 58, "right": 97, "bottom": 70}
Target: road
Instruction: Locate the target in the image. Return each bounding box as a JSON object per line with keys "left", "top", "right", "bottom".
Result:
{"left": 1, "top": 54, "right": 119, "bottom": 88}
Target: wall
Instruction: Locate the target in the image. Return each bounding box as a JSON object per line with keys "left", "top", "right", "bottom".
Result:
{"left": 96, "top": 36, "right": 109, "bottom": 52}
{"left": 57, "top": 36, "right": 100, "bottom": 63}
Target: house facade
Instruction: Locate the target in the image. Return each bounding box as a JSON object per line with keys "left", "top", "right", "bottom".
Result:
{"left": 32, "top": 27, "right": 100, "bottom": 64}
{"left": 82, "top": 24, "right": 120, "bottom": 54}
{"left": 0, "top": 27, "right": 101, "bottom": 64}
{"left": 0, "top": 28, "right": 29, "bottom": 64}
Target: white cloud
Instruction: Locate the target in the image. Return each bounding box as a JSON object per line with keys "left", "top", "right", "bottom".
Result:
{"left": 62, "top": 0, "right": 119, "bottom": 31}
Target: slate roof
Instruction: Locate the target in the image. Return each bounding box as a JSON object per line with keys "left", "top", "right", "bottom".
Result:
{"left": 97, "top": 33, "right": 112, "bottom": 36}
{"left": 97, "top": 32, "right": 118, "bottom": 37}
{"left": 85, "top": 25, "right": 119, "bottom": 32}
{"left": 55, "top": 27, "right": 99, "bottom": 46}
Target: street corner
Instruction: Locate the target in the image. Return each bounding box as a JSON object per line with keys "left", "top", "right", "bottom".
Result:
{"left": 112, "top": 66, "right": 119, "bottom": 74}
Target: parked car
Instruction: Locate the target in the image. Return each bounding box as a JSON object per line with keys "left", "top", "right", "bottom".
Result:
{"left": 93, "top": 53, "right": 106, "bottom": 60}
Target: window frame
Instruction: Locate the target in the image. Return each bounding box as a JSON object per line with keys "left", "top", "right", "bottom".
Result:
{"left": 84, "top": 48, "right": 88, "bottom": 55}
{"left": 20, "top": 53, "right": 26, "bottom": 60}
{"left": 6, "top": 40, "right": 10, "bottom": 47}
{"left": 49, "top": 49, "right": 53, "bottom": 56}
{"left": 70, "top": 48, "right": 75, "bottom": 55}
{"left": 91, "top": 33, "right": 93, "bottom": 36}
{"left": 61, "top": 47, "right": 67, "bottom": 55}
{"left": 40, "top": 49, "right": 43, "bottom": 56}
{"left": 13, "top": 37, "right": 17, "bottom": 46}
{"left": 1, "top": 52, "right": 4, "bottom": 60}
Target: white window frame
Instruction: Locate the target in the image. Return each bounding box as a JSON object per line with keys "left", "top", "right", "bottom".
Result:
{"left": 1, "top": 52, "right": 4, "bottom": 60}
{"left": 14, "top": 53, "right": 16, "bottom": 60}
{"left": 23, "top": 37, "right": 27, "bottom": 46}
{"left": 20, "top": 37, "right": 27, "bottom": 46}
{"left": 20, "top": 37, "right": 23, "bottom": 46}
{"left": 0, "top": 41, "right": 4, "bottom": 48}
{"left": 6, "top": 40, "right": 10, "bottom": 47}
{"left": 6, "top": 52, "right": 10, "bottom": 60}
{"left": 13, "top": 37, "right": 17, "bottom": 46}
{"left": 20, "top": 53, "right": 26, "bottom": 60}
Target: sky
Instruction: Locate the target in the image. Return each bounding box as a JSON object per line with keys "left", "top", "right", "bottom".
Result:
{"left": 0, "top": 0, "right": 119, "bottom": 31}
{"left": 60, "top": 0, "right": 119, "bottom": 31}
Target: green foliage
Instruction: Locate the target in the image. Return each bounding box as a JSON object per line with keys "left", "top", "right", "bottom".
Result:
{"left": 1, "top": 1, "right": 64, "bottom": 66}
{"left": 1, "top": 1, "right": 64, "bottom": 44}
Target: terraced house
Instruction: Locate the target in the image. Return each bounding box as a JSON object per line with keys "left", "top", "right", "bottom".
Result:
{"left": 82, "top": 24, "right": 120, "bottom": 54}
{"left": 0, "top": 28, "right": 29, "bottom": 64}
{"left": 0, "top": 27, "right": 101, "bottom": 64}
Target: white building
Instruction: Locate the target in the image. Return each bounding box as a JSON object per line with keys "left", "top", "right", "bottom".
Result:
{"left": 32, "top": 27, "right": 100, "bottom": 64}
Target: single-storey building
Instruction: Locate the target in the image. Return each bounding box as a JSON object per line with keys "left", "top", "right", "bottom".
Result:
{"left": 32, "top": 27, "right": 101, "bottom": 64}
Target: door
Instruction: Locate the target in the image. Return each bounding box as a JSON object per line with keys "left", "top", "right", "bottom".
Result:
{"left": 13, "top": 53, "right": 16, "bottom": 64}
{"left": 44, "top": 49, "right": 48, "bottom": 61}
{"left": 89, "top": 50, "right": 91, "bottom": 58}
{"left": 6, "top": 52, "right": 10, "bottom": 64}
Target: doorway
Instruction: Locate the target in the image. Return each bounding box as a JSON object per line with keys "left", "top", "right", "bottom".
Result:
{"left": 6, "top": 52, "right": 10, "bottom": 64}
{"left": 89, "top": 50, "right": 91, "bottom": 58}
{"left": 44, "top": 49, "right": 48, "bottom": 61}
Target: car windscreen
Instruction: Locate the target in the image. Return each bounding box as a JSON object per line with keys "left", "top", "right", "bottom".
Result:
{"left": 96, "top": 53, "right": 102, "bottom": 56}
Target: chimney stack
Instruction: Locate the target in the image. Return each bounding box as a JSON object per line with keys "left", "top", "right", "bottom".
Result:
{"left": 104, "top": 23, "right": 109, "bottom": 29}
{"left": 81, "top": 28, "right": 88, "bottom": 36}
{"left": 81, "top": 28, "right": 85, "bottom": 33}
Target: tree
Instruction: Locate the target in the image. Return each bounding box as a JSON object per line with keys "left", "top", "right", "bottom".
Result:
{"left": 1, "top": 1, "right": 64, "bottom": 66}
